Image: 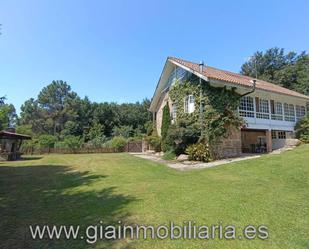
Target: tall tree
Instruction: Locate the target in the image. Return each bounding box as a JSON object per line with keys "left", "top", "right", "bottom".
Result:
{"left": 0, "top": 97, "right": 17, "bottom": 130}
{"left": 37, "top": 80, "right": 78, "bottom": 135}
{"left": 240, "top": 48, "right": 309, "bottom": 95}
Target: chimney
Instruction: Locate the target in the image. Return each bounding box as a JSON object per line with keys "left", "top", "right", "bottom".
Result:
{"left": 199, "top": 61, "right": 204, "bottom": 73}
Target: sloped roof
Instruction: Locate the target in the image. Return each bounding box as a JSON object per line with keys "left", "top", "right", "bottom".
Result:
{"left": 168, "top": 57, "right": 309, "bottom": 100}
{"left": 0, "top": 131, "right": 31, "bottom": 140}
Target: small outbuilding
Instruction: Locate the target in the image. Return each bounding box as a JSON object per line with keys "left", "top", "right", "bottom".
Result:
{"left": 0, "top": 128, "right": 31, "bottom": 161}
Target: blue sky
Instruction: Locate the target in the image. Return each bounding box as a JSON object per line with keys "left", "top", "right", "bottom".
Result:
{"left": 1, "top": 0, "right": 309, "bottom": 113}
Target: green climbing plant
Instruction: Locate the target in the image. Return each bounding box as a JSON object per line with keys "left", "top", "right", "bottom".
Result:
{"left": 169, "top": 75, "right": 244, "bottom": 145}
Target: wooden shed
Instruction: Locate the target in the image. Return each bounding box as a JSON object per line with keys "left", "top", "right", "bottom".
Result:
{"left": 0, "top": 129, "right": 31, "bottom": 160}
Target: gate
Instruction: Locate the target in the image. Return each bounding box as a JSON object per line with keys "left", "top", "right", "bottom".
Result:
{"left": 126, "top": 140, "right": 144, "bottom": 152}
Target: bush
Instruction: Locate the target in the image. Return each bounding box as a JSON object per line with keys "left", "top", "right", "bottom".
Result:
{"left": 165, "top": 120, "right": 200, "bottom": 155}
{"left": 145, "top": 135, "right": 161, "bottom": 152}
{"left": 112, "top": 125, "right": 134, "bottom": 138}
{"left": 62, "top": 135, "right": 82, "bottom": 150}
{"left": 106, "top": 136, "right": 127, "bottom": 151}
{"left": 86, "top": 136, "right": 108, "bottom": 148}
{"left": 37, "top": 134, "right": 57, "bottom": 149}
{"left": 186, "top": 143, "right": 212, "bottom": 162}
{"left": 295, "top": 118, "right": 309, "bottom": 143}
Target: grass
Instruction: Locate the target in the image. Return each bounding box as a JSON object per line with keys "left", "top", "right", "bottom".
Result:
{"left": 0, "top": 145, "right": 309, "bottom": 249}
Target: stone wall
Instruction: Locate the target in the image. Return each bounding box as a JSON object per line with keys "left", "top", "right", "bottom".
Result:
{"left": 212, "top": 127, "right": 242, "bottom": 159}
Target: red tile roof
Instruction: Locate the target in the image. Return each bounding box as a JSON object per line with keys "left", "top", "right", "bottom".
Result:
{"left": 168, "top": 57, "right": 309, "bottom": 100}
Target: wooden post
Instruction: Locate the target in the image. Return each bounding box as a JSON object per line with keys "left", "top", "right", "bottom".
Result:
{"left": 266, "top": 129, "right": 272, "bottom": 152}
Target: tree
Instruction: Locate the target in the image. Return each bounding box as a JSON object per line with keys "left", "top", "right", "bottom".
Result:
{"left": 161, "top": 103, "right": 170, "bottom": 140}
{"left": 160, "top": 103, "right": 171, "bottom": 152}
{"left": 38, "top": 135, "right": 57, "bottom": 149}
{"left": 0, "top": 97, "right": 17, "bottom": 130}
{"left": 37, "top": 80, "right": 78, "bottom": 135}
{"left": 240, "top": 48, "right": 309, "bottom": 95}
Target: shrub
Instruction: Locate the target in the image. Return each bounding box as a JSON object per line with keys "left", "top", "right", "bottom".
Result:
{"left": 145, "top": 135, "right": 161, "bottom": 152}
{"left": 112, "top": 125, "right": 134, "bottom": 138}
{"left": 106, "top": 136, "right": 127, "bottom": 151}
{"left": 165, "top": 120, "right": 200, "bottom": 155}
{"left": 37, "top": 134, "right": 57, "bottom": 149}
{"left": 161, "top": 103, "right": 170, "bottom": 140}
{"left": 186, "top": 143, "right": 212, "bottom": 162}
{"left": 87, "top": 136, "right": 108, "bottom": 148}
{"left": 295, "top": 118, "right": 309, "bottom": 143}
{"left": 62, "top": 135, "right": 82, "bottom": 150}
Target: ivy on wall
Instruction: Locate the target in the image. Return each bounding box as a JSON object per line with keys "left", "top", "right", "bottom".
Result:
{"left": 169, "top": 76, "right": 244, "bottom": 144}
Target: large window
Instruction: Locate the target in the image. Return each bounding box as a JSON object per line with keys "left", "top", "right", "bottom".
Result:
{"left": 239, "top": 96, "right": 255, "bottom": 117}
{"left": 256, "top": 99, "right": 270, "bottom": 119}
{"left": 271, "top": 102, "right": 283, "bottom": 120}
{"left": 296, "top": 105, "right": 306, "bottom": 121}
{"left": 167, "top": 67, "right": 189, "bottom": 87}
{"left": 284, "top": 103, "right": 295, "bottom": 122}
{"left": 184, "top": 95, "right": 195, "bottom": 113}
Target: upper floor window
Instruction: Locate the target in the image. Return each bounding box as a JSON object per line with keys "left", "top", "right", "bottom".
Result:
{"left": 239, "top": 96, "right": 254, "bottom": 118}
{"left": 296, "top": 105, "right": 306, "bottom": 121}
{"left": 167, "top": 67, "right": 189, "bottom": 87}
{"left": 184, "top": 95, "right": 195, "bottom": 113}
{"left": 271, "top": 101, "right": 283, "bottom": 120}
{"left": 284, "top": 103, "right": 295, "bottom": 122}
{"left": 256, "top": 98, "right": 270, "bottom": 119}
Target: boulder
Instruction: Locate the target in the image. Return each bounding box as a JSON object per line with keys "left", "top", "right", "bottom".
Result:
{"left": 177, "top": 154, "right": 189, "bottom": 161}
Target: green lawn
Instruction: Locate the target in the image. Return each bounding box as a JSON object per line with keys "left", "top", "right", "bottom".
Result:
{"left": 1, "top": 145, "right": 309, "bottom": 249}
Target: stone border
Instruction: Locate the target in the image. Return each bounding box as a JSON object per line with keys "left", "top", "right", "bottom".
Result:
{"left": 131, "top": 153, "right": 261, "bottom": 171}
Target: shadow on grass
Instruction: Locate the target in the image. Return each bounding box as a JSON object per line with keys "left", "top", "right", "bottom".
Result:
{"left": 20, "top": 156, "right": 44, "bottom": 161}
{"left": 0, "top": 164, "right": 136, "bottom": 249}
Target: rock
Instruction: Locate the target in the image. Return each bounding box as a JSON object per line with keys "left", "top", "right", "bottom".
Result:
{"left": 177, "top": 154, "right": 189, "bottom": 161}
{"left": 155, "top": 152, "right": 164, "bottom": 156}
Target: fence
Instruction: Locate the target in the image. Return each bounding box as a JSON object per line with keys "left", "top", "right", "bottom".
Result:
{"left": 22, "top": 147, "right": 123, "bottom": 155}
{"left": 22, "top": 140, "right": 148, "bottom": 155}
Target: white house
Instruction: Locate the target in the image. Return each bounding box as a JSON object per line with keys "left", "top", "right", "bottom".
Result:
{"left": 149, "top": 57, "right": 309, "bottom": 156}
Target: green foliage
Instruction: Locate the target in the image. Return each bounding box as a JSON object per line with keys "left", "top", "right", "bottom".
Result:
{"left": 295, "top": 117, "right": 309, "bottom": 143}
{"left": 145, "top": 135, "right": 161, "bottom": 152}
{"left": 144, "top": 120, "right": 154, "bottom": 136}
{"left": 169, "top": 78, "right": 242, "bottom": 149}
{"left": 186, "top": 143, "right": 212, "bottom": 162}
{"left": 112, "top": 125, "right": 134, "bottom": 138}
{"left": 162, "top": 150, "right": 176, "bottom": 160}
{"left": 57, "top": 135, "right": 83, "bottom": 150}
{"left": 106, "top": 136, "right": 127, "bottom": 151}
{"left": 38, "top": 135, "right": 57, "bottom": 149}
{"left": 18, "top": 82, "right": 152, "bottom": 141}
{"left": 16, "top": 124, "right": 34, "bottom": 137}
{"left": 161, "top": 103, "right": 170, "bottom": 140}
{"left": 164, "top": 120, "right": 201, "bottom": 155}
{"left": 241, "top": 48, "right": 309, "bottom": 95}
{"left": 160, "top": 103, "right": 171, "bottom": 152}
{"left": 0, "top": 97, "right": 16, "bottom": 130}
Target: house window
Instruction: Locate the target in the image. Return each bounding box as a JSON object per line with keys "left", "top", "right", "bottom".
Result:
{"left": 239, "top": 96, "right": 254, "bottom": 117}
{"left": 271, "top": 130, "right": 277, "bottom": 139}
{"left": 171, "top": 104, "right": 177, "bottom": 121}
{"left": 184, "top": 95, "right": 195, "bottom": 113}
{"left": 271, "top": 102, "right": 283, "bottom": 120}
{"left": 278, "top": 131, "right": 286, "bottom": 139}
{"left": 296, "top": 105, "right": 306, "bottom": 121}
{"left": 256, "top": 99, "right": 270, "bottom": 119}
{"left": 284, "top": 103, "right": 295, "bottom": 122}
